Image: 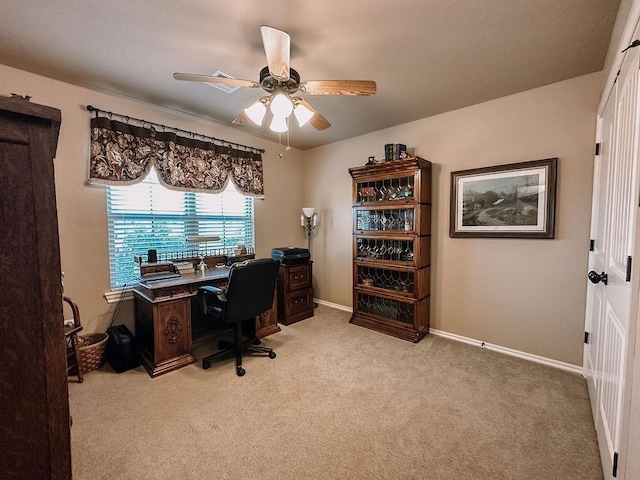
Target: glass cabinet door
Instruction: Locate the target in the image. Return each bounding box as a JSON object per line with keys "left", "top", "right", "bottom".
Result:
{"left": 355, "top": 174, "right": 415, "bottom": 203}
{"left": 354, "top": 204, "right": 430, "bottom": 235}
{"left": 354, "top": 235, "right": 430, "bottom": 268}
{"left": 356, "top": 264, "right": 414, "bottom": 294}
{"left": 355, "top": 206, "right": 414, "bottom": 233}
{"left": 353, "top": 291, "right": 429, "bottom": 333}
{"left": 354, "top": 263, "right": 430, "bottom": 299}
{"left": 356, "top": 292, "right": 415, "bottom": 324}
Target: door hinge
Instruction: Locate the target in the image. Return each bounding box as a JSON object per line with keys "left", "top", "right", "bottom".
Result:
{"left": 584, "top": 332, "right": 590, "bottom": 344}
{"left": 589, "top": 239, "right": 595, "bottom": 252}
{"left": 613, "top": 452, "right": 619, "bottom": 477}
{"left": 595, "top": 143, "right": 601, "bottom": 156}
{"left": 626, "top": 256, "right": 632, "bottom": 282}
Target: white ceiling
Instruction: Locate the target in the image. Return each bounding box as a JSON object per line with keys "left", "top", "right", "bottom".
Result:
{"left": 0, "top": 0, "right": 620, "bottom": 150}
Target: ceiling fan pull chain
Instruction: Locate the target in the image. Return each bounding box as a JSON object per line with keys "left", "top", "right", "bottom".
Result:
{"left": 286, "top": 118, "right": 291, "bottom": 151}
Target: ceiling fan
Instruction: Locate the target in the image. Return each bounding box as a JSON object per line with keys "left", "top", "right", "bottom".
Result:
{"left": 173, "top": 26, "right": 376, "bottom": 133}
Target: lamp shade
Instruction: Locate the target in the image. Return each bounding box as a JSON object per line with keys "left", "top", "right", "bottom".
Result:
{"left": 270, "top": 115, "right": 288, "bottom": 133}
{"left": 294, "top": 102, "right": 314, "bottom": 127}
{"left": 302, "top": 207, "right": 316, "bottom": 218}
{"left": 270, "top": 93, "right": 293, "bottom": 117}
{"left": 244, "top": 101, "right": 267, "bottom": 126}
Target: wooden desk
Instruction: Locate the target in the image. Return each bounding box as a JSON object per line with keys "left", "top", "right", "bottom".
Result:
{"left": 132, "top": 267, "right": 280, "bottom": 377}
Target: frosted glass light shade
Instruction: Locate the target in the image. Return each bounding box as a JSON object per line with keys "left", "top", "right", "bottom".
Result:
{"left": 294, "top": 103, "right": 314, "bottom": 127}
{"left": 270, "top": 93, "right": 293, "bottom": 117}
{"left": 270, "top": 115, "right": 288, "bottom": 133}
{"left": 302, "top": 207, "right": 316, "bottom": 218}
{"left": 244, "top": 101, "right": 266, "bottom": 125}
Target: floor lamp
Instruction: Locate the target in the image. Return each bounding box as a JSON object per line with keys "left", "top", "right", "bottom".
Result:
{"left": 301, "top": 207, "right": 318, "bottom": 309}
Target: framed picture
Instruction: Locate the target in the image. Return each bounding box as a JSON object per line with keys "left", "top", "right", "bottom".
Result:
{"left": 449, "top": 157, "right": 557, "bottom": 239}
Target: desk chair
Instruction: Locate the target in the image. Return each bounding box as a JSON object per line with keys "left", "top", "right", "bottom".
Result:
{"left": 198, "top": 258, "right": 279, "bottom": 376}
{"left": 63, "top": 296, "right": 83, "bottom": 383}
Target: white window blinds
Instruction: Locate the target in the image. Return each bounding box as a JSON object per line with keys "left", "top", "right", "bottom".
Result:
{"left": 106, "top": 169, "right": 254, "bottom": 288}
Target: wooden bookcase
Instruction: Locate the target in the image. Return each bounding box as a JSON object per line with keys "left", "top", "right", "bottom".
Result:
{"left": 348, "top": 157, "right": 432, "bottom": 342}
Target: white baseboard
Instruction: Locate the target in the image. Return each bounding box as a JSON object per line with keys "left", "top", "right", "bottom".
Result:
{"left": 313, "top": 300, "right": 583, "bottom": 375}
{"left": 429, "top": 328, "right": 584, "bottom": 376}
{"left": 314, "top": 298, "right": 353, "bottom": 312}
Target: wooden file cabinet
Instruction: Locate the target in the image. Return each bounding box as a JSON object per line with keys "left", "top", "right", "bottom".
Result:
{"left": 277, "top": 262, "right": 314, "bottom": 325}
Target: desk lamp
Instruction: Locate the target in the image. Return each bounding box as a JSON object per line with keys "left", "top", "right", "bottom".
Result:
{"left": 186, "top": 236, "right": 221, "bottom": 272}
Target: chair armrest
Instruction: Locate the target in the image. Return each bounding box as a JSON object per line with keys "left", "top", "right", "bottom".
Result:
{"left": 63, "top": 296, "right": 82, "bottom": 329}
{"left": 199, "top": 285, "right": 225, "bottom": 297}
{"left": 198, "top": 285, "right": 227, "bottom": 304}
{"left": 198, "top": 285, "right": 227, "bottom": 316}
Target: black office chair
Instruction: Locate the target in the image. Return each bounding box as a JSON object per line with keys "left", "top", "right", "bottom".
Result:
{"left": 198, "top": 257, "right": 279, "bottom": 376}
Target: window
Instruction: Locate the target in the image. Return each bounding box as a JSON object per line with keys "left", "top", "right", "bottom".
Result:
{"left": 107, "top": 169, "right": 254, "bottom": 288}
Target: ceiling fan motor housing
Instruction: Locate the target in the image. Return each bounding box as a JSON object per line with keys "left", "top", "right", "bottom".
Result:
{"left": 259, "top": 66, "right": 300, "bottom": 93}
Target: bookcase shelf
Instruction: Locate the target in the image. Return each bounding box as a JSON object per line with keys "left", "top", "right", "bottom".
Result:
{"left": 348, "top": 157, "right": 432, "bottom": 342}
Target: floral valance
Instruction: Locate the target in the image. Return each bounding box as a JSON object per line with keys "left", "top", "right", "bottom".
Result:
{"left": 88, "top": 116, "right": 264, "bottom": 197}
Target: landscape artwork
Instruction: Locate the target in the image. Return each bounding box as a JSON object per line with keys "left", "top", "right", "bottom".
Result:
{"left": 449, "top": 158, "right": 557, "bottom": 239}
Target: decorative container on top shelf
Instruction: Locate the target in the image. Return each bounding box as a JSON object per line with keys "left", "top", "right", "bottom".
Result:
{"left": 348, "top": 156, "right": 432, "bottom": 342}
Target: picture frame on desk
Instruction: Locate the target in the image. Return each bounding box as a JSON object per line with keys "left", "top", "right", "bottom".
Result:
{"left": 449, "top": 158, "right": 557, "bottom": 239}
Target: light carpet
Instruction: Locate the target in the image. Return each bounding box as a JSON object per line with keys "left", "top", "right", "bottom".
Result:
{"left": 68, "top": 305, "right": 602, "bottom": 479}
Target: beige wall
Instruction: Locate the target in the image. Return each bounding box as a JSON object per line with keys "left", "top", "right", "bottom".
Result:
{"left": 0, "top": 63, "right": 306, "bottom": 334}
{"left": 303, "top": 72, "right": 602, "bottom": 366}
{"left": 1, "top": 61, "right": 601, "bottom": 366}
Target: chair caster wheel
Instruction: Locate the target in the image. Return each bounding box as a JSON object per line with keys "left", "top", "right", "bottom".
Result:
{"left": 269, "top": 351, "right": 276, "bottom": 359}
{"left": 254, "top": 338, "right": 261, "bottom": 345}
{"left": 203, "top": 361, "right": 210, "bottom": 370}
{"left": 236, "top": 367, "right": 246, "bottom": 376}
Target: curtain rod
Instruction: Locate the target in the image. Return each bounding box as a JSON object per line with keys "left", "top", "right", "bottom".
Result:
{"left": 86, "top": 105, "right": 265, "bottom": 154}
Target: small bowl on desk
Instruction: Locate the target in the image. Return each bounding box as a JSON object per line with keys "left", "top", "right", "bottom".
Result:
{"left": 214, "top": 263, "right": 226, "bottom": 269}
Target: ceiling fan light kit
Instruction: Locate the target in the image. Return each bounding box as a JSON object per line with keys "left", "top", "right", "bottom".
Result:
{"left": 244, "top": 93, "right": 315, "bottom": 131}
{"left": 173, "top": 25, "right": 376, "bottom": 135}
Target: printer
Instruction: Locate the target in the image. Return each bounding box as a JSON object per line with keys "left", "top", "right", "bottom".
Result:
{"left": 271, "top": 246, "right": 311, "bottom": 265}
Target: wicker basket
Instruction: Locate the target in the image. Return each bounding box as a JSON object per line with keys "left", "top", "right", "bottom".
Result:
{"left": 78, "top": 333, "right": 108, "bottom": 374}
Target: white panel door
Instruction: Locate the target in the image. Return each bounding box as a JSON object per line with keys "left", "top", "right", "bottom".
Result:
{"left": 586, "top": 44, "right": 640, "bottom": 479}
{"left": 585, "top": 85, "right": 615, "bottom": 411}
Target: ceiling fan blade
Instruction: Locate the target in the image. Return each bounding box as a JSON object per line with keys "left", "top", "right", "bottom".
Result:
{"left": 300, "top": 80, "right": 377, "bottom": 96}
{"left": 232, "top": 110, "right": 249, "bottom": 125}
{"left": 310, "top": 112, "right": 331, "bottom": 131}
{"left": 173, "top": 73, "right": 260, "bottom": 88}
{"left": 260, "top": 26, "right": 290, "bottom": 82}
{"left": 295, "top": 98, "right": 331, "bottom": 130}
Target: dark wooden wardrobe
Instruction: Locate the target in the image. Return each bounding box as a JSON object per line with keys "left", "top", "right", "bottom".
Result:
{"left": 0, "top": 96, "right": 71, "bottom": 478}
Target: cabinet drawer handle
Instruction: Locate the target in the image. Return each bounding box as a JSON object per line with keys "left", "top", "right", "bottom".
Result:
{"left": 293, "top": 298, "right": 304, "bottom": 304}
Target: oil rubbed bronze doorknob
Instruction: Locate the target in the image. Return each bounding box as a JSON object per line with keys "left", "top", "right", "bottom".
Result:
{"left": 588, "top": 270, "right": 608, "bottom": 285}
